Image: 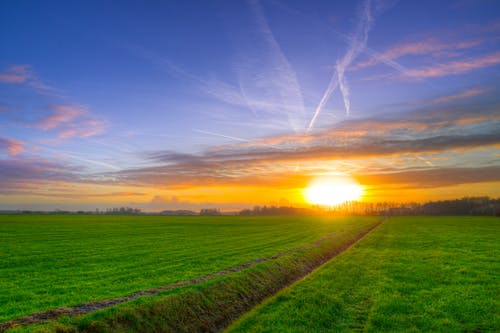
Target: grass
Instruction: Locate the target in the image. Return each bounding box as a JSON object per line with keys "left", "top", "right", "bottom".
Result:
{"left": 228, "top": 216, "right": 500, "bottom": 332}
{"left": 0, "top": 214, "right": 378, "bottom": 323}
{"left": 8, "top": 216, "right": 380, "bottom": 332}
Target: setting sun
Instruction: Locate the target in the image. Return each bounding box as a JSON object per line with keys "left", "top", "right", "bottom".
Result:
{"left": 304, "top": 176, "right": 364, "bottom": 206}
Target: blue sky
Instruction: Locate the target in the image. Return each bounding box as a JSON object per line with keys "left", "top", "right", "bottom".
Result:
{"left": 1, "top": 0, "right": 499, "bottom": 210}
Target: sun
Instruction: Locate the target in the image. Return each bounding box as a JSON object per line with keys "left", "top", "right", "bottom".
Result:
{"left": 304, "top": 176, "right": 364, "bottom": 206}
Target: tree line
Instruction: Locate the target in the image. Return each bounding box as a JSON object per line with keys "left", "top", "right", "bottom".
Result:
{"left": 1, "top": 197, "right": 499, "bottom": 216}
{"left": 239, "top": 197, "right": 500, "bottom": 216}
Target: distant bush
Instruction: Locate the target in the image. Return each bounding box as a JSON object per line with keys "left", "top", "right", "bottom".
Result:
{"left": 200, "top": 208, "right": 221, "bottom": 215}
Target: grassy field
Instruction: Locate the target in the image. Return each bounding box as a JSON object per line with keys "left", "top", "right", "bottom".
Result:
{"left": 0, "top": 214, "right": 378, "bottom": 323}
{"left": 228, "top": 216, "right": 500, "bottom": 332}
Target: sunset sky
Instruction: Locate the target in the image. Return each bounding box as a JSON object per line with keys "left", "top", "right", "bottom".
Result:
{"left": 1, "top": 0, "right": 499, "bottom": 211}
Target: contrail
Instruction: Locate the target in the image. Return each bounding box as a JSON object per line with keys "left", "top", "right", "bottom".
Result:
{"left": 248, "top": 0, "right": 306, "bottom": 133}
{"left": 307, "top": 75, "right": 340, "bottom": 133}
{"left": 415, "top": 155, "right": 435, "bottom": 167}
{"left": 338, "top": 0, "right": 373, "bottom": 116}
{"left": 194, "top": 129, "right": 284, "bottom": 151}
{"left": 338, "top": 61, "right": 350, "bottom": 115}
{"left": 308, "top": 0, "right": 374, "bottom": 132}
{"left": 194, "top": 129, "right": 250, "bottom": 143}
{"left": 273, "top": 0, "right": 405, "bottom": 74}
{"left": 40, "top": 146, "right": 121, "bottom": 170}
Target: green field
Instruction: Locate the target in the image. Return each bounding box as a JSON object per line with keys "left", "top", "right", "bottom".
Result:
{"left": 228, "top": 216, "right": 500, "bottom": 332}
{"left": 0, "top": 214, "right": 377, "bottom": 323}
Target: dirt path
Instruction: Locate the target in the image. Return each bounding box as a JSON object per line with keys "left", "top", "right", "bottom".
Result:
{"left": 0, "top": 218, "right": 385, "bottom": 332}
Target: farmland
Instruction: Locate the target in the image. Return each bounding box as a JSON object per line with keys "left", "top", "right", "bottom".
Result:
{"left": 0, "top": 214, "right": 378, "bottom": 324}
{"left": 2, "top": 215, "right": 498, "bottom": 332}
{"left": 229, "top": 216, "right": 500, "bottom": 332}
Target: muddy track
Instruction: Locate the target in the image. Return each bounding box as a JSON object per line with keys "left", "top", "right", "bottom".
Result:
{"left": 0, "top": 218, "right": 386, "bottom": 332}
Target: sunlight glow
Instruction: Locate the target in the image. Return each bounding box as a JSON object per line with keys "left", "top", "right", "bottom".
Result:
{"left": 304, "top": 175, "right": 364, "bottom": 206}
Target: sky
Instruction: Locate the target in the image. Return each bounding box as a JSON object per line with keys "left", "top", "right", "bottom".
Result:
{"left": 0, "top": 0, "right": 499, "bottom": 211}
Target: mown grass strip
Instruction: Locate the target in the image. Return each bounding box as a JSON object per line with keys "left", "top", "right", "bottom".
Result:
{"left": 228, "top": 216, "right": 499, "bottom": 332}
{"left": 5, "top": 218, "right": 383, "bottom": 332}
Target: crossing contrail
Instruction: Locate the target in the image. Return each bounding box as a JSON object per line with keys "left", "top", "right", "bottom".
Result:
{"left": 308, "top": 0, "right": 374, "bottom": 132}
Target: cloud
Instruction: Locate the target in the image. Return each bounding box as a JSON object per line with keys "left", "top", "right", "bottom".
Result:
{"left": 353, "top": 38, "right": 482, "bottom": 70}
{"left": 98, "top": 102, "right": 500, "bottom": 189}
{"left": 385, "top": 87, "right": 491, "bottom": 108}
{"left": 57, "top": 119, "right": 107, "bottom": 139}
{"left": 0, "top": 158, "right": 77, "bottom": 195}
{"left": 126, "top": 43, "right": 303, "bottom": 133}
{"left": 20, "top": 191, "right": 147, "bottom": 199}
{"left": 0, "top": 156, "right": 127, "bottom": 199}
{"left": 0, "top": 137, "right": 24, "bottom": 156}
{"left": 0, "top": 105, "right": 498, "bottom": 206}
{"left": 357, "top": 166, "right": 500, "bottom": 188}
{"left": 271, "top": 0, "right": 407, "bottom": 82}
{"left": 403, "top": 51, "right": 500, "bottom": 78}
{"left": 124, "top": 2, "right": 308, "bottom": 134}
{"left": 0, "top": 64, "right": 57, "bottom": 93}
{"left": 0, "top": 65, "right": 106, "bottom": 144}
{"left": 240, "top": 0, "right": 306, "bottom": 132}
{"left": 36, "top": 105, "right": 85, "bottom": 130}
{"left": 36, "top": 104, "right": 107, "bottom": 140}
{"left": 4, "top": 100, "right": 497, "bottom": 194}
{"left": 39, "top": 146, "right": 119, "bottom": 171}
{"left": 0, "top": 153, "right": 124, "bottom": 196}
{"left": 99, "top": 128, "right": 500, "bottom": 190}
{"left": 426, "top": 88, "right": 489, "bottom": 104}
{"left": 0, "top": 65, "right": 32, "bottom": 83}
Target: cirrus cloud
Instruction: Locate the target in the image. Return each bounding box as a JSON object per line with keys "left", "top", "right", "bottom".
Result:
{"left": 36, "top": 104, "right": 107, "bottom": 140}
{"left": 403, "top": 51, "right": 500, "bottom": 78}
{"left": 36, "top": 105, "right": 85, "bottom": 130}
{"left": 0, "top": 64, "right": 57, "bottom": 93}
{"left": 0, "top": 137, "right": 24, "bottom": 156}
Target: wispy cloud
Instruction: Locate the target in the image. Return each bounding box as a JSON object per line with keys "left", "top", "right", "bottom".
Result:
{"left": 56, "top": 119, "right": 107, "bottom": 140}
{"left": 36, "top": 104, "right": 107, "bottom": 140}
{"left": 123, "top": 2, "right": 307, "bottom": 134}
{"left": 0, "top": 157, "right": 76, "bottom": 185}
{"left": 92, "top": 102, "right": 500, "bottom": 189}
{"left": 36, "top": 105, "right": 85, "bottom": 130}
{"left": 386, "top": 87, "right": 491, "bottom": 108}
{"left": 272, "top": 0, "right": 407, "bottom": 79}
{"left": 353, "top": 38, "right": 483, "bottom": 70}
{"left": 0, "top": 137, "right": 24, "bottom": 156}
{"left": 17, "top": 191, "right": 147, "bottom": 199}
{"left": 0, "top": 64, "right": 57, "bottom": 93}
{"left": 357, "top": 166, "right": 500, "bottom": 188}
{"left": 241, "top": 0, "right": 306, "bottom": 132}
{"left": 101, "top": 128, "right": 500, "bottom": 189}
{"left": 1, "top": 64, "right": 107, "bottom": 142}
{"left": 402, "top": 51, "right": 500, "bottom": 78}
{"left": 426, "top": 88, "right": 489, "bottom": 104}
{"left": 39, "top": 146, "right": 119, "bottom": 171}
{"left": 0, "top": 65, "right": 32, "bottom": 83}
{"left": 1, "top": 101, "right": 498, "bottom": 200}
